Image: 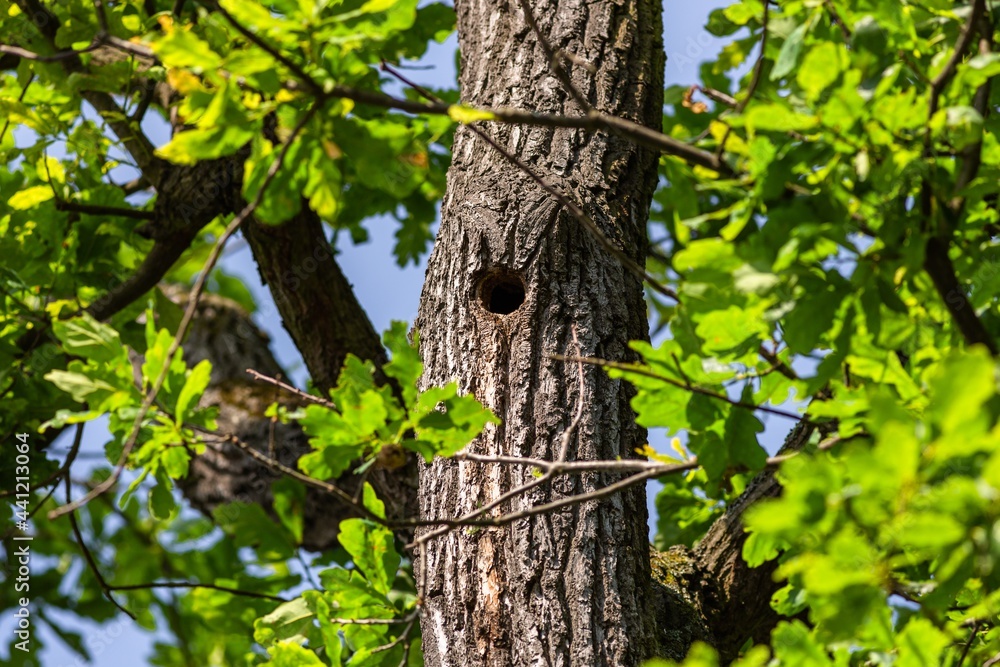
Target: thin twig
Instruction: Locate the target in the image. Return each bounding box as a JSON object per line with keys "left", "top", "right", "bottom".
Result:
{"left": 552, "top": 354, "right": 805, "bottom": 422}
{"left": 929, "top": 0, "right": 984, "bottom": 102}
{"left": 109, "top": 581, "right": 287, "bottom": 602}
{"left": 212, "top": 0, "right": 322, "bottom": 95}
{"left": 184, "top": 412, "right": 845, "bottom": 553}
{"left": 823, "top": 0, "right": 851, "bottom": 41}
{"left": 367, "top": 612, "right": 419, "bottom": 655}
{"left": 440, "top": 439, "right": 842, "bottom": 538}
{"left": 0, "top": 43, "right": 102, "bottom": 62}
{"left": 0, "top": 72, "right": 32, "bottom": 145}
{"left": 456, "top": 435, "right": 841, "bottom": 475}
{"left": 718, "top": 0, "right": 770, "bottom": 159}
{"left": 737, "top": 0, "right": 769, "bottom": 115}
{"left": 697, "top": 86, "right": 738, "bottom": 108}
{"left": 957, "top": 620, "right": 980, "bottom": 667}
{"left": 919, "top": 0, "right": 997, "bottom": 355}
{"left": 245, "top": 368, "right": 336, "bottom": 409}
{"left": 758, "top": 344, "right": 798, "bottom": 381}
{"left": 952, "top": 7, "right": 995, "bottom": 206}
{"left": 65, "top": 470, "right": 136, "bottom": 619}
{"left": 189, "top": 426, "right": 386, "bottom": 525}
{"left": 330, "top": 615, "right": 415, "bottom": 626}
{"left": 412, "top": 334, "right": 598, "bottom": 551}
{"left": 12, "top": 0, "right": 164, "bottom": 181}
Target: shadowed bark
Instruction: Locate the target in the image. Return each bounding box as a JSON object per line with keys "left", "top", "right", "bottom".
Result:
{"left": 241, "top": 206, "right": 389, "bottom": 392}
{"left": 172, "top": 290, "right": 417, "bottom": 551}
{"left": 694, "top": 422, "right": 815, "bottom": 663}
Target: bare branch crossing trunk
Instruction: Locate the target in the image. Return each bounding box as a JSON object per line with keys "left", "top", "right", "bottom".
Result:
{"left": 415, "top": 1, "right": 667, "bottom": 664}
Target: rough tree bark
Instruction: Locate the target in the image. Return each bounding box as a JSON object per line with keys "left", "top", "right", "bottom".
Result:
{"left": 413, "top": 1, "right": 672, "bottom": 664}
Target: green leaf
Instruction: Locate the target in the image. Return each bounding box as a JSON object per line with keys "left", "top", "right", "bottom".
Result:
{"left": 155, "top": 125, "right": 259, "bottom": 165}
{"left": 44, "top": 370, "right": 116, "bottom": 403}
{"left": 260, "top": 640, "right": 325, "bottom": 666}
{"left": 360, "top": 482, "right": 387, "bottom": 520}
{"left": 723, "top": 388, "right": 766, "bottom": 471}
{"left": 161, "top": 446, "right": 191, "bottom": 479}
{"left": 890, "top": 512, "right": 965, "bottom": 551}
{"left": 896, "top": 618, "right": 950, "bottom": 667}
{"left": 956, "top": 52, "right": 1000, "bottom": 89}
{"left": 673, "top": 238, "right": 741, "bottom": 273}
{"left": 738, "top": 103, "right": 818, "bottom": 132}
{"left": 272, "top": 479, "right": 305, "bottom": 544}
{"left": 175, "top": 360, "right": 212, "bottom": 424}
{"left": 723, "top": 1, "right": 762, "bottom": 26}
{"left": 930, "top": 106, "right": 984, "bottom": 151}
{"left": 783, "top": 277, "right": 848, "bottom": 354}
{"left": 52, "top": 314, "right": 123, "bottom": 363}
{"left": 927, "top": 348, "right": 996, "bottom": 434}
{"left": 771, "top": 621, "right": 833, "bottom": 666}
{"left": 8, "top": 185, "right": 54, "bottom": 209}
{"left": 695, "top": 304, "right": 770, "bottom": 352}
{"left": 214, "top": 503, "right": 297, "bottom": 561}
{"left": 254, "top": 598, "right": 315, "bottom": 648}
{"left": 152, "top": 25, "right": 223, "bottom": 70}
{"left": 771, "top": 22, "right": 807, "bottom": 80}
{"left": 410, "top": 385, "right": 498, "bottom": 459}
{"left": 337, "top": 518, "right": 399, "bottom": 595}
{"left": 796, "top": 42, "right": 845, "bottom": 99}
{"left": 448, "top": 104, "right": 494, "bottom": 123}
{"left": 148, "top": 472, "right": 177, "bottom": 521}
{"left": 383, "top": 321, "right": 421, "bottom": 406}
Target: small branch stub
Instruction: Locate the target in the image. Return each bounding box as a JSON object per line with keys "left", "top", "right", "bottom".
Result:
{"left": 475, "top": 268, "right": 526, "bottom": 315}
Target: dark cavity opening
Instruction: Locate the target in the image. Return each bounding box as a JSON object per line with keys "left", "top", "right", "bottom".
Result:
{"left": 477, "top": 269, "right": 526, "bottom": 315}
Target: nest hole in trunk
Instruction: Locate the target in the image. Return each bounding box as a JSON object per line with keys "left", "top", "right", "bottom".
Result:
{"left": 475, "top": 268, "right": 526, "bottom": 315}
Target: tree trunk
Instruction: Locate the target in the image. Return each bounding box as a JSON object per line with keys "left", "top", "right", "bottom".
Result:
{"left": 414, "top": 1, "right": 668, "bottom": 664}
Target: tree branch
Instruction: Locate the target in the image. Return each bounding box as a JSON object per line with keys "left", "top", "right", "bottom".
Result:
{"left": 11, "top": 0, "right": 165, "bottom": 183}
{"left": 919, "top": 0, "right": 997, "bottom": 355}
{"left": 108, "top": 581, "right": 287, "bottom": 602}
{"left": 245, "top": 369, "right": 336, "bottom": 410}
{"left": 210, "top": 5, "right": 726, "bottom": 173}
{"left": 48, "top": 103, "right": 320, "bottom": 520}
{"left": 241, "top": 206, "right": 389, "bottom": 392}
{"left": 923, "top": 237, "right": 997, "bottom": 354}
{"left": 65, "top": 470, "right": 137, "bottom": 619}
{"left": 54, "top": 199, "right": 156, "bottom": 221}
{"left": 0, "top": 43, "right": 102, "bottom": 62}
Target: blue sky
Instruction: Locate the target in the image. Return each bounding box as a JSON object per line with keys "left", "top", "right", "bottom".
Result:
{"left": 9, "top": 2, "right": 740, "bottom": 664}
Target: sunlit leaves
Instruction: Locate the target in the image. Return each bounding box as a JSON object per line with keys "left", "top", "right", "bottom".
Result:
{"left": 152, "top": 22, "right": 223, "bottom": 71}
{"left": 740, "top": 349, "right": 1000, "bottom": 662}
{"left": 299, "top": 322, "right": 497, "bottom": 479}
{"left": 646, "top": 1, "right": 1000, "bottom": 662}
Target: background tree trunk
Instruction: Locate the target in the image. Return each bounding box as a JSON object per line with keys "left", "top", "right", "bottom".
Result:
{"left": 414, "top": 1, "right": 670, "bottom": 664}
